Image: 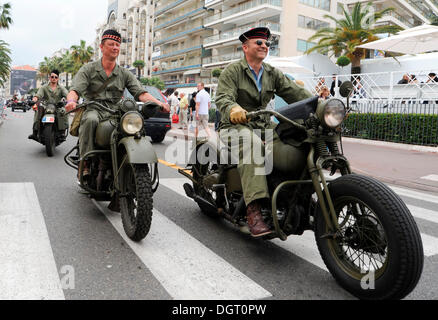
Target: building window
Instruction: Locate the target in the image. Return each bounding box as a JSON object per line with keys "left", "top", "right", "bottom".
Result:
{"left": 297, "top": 39, "right": 316, "bottom": 52}
{"left": 299, "top": 0, "right": 331, "bottom": 11}
{"left": 298, "top": 15, "right": 330, "bottom": 30}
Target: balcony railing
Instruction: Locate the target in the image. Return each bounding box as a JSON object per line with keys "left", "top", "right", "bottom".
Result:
{"left": 154, "top": 22, "right": 204, "bottom": 45}
{"left": 153, "top": 44, "right": 203, "bottom": 60}
{"left": 382, "top": 11, "right": 416, "bottom": 28}
{"left": 152, "top": 59, "right": 202, "bottom": 75}
{"left": 204, "top": 0, "right": 282, "bottom": 25}
{"left": 406, "top": 0, "right": 435, "bottom": 20}
{"left": 204, "top": 21, "right": 280, "bottom": 45}
{"left": 155, "top": 7, "right": 207, "bottom": 30}
{"left": 155, "top": 0, "right": 186, "bottom": 16}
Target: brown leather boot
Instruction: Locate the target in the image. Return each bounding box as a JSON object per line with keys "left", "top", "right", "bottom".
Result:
{"left": 246, "top": 200, "right": 273, "bottom": 238}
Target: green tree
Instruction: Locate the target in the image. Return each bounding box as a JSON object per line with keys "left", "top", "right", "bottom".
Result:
{"left": 212, "top": 68, "right": 222, "bottom": 78}
{"left": 0, "top": 40, "right": 11, "bottom": 86}
{"left": 140, "top": 77, "right": 165, "bottom": 90}
{"left": 305, "top": 2, "right": 402, "bottom": 74}
{"left": 0, "top": 2, "right": 12, "bottom": 30}
{"left": 61, "top": 51, "right": 75, "bottom": 88}
{"left": 38, "top": 56, "right": 51, "bottom": 82}
{"left": 70, "top": 40, "right": 94, "bottom": 74}
{"left": 133, "top": 60, "right": 145, "bottom": 79}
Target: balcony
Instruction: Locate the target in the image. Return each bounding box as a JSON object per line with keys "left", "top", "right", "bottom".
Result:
{"left": 152, "top": 58, "right": 202, "bottom": 75}
{"left": 155, "top": 0, "right": 195, "bottom": 17}
{"left": 204, "top": 21, "right": 280, "bottom": 48}
{"left": 380, "top": 10, "right": 418, "bottom": 29}
{"left": 155, "top": 7, "right": 208, "bottom": 31}
{"left": 154, "top": 22, "right": 205, "bottom": 46}
{"left": 204, "top": 0, "right": 282, "bottom": 27}
{"left": 152, "top": 44, "right": 203, "bottom": 61}
{"left": 404, "top": 0, "right": 435, "bottom": 21}
{"left": 205, "top": 0, "right": 242, "bottom": 8}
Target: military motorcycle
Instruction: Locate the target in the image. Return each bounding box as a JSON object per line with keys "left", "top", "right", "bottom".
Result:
{"left": 64, "top": 99, "right": 161, "bottom": 242}
{"left": 29, "top": 100, "right": 68, "bottom": 157}
{"left": 178, "top": 82, "right": 424, "bottom": 300}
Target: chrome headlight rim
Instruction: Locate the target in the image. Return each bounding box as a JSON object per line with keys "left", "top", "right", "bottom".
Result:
{"left": 121, "top": 111, "right": 144, "bottom": 135}
{"left": 321, "top": 98, "right": 346, "bottom": 129}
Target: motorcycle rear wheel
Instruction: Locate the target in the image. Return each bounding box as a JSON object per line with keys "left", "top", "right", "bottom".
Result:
{"left": 43, "top": 125, "right": 55, "bottom": 157}
{"left": 120, "top": 164, "right": 153, "bottom": 241}
{"left": 315, "top": 174, "right": 423, "bottom": 300}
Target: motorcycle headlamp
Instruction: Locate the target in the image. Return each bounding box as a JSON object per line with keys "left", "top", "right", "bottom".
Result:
{"left": 121, "top": 111, "right": 144, "bottom": 135}
{"left": 317, "top": 99, "right": 346, "bottom": 129}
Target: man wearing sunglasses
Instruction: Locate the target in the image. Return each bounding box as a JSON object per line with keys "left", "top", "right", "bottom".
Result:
{"left": 29, "top": 69, "right": 69, "bottom": 141}
{"left": 215, "top": 27, "right": 313, "bottom": 237}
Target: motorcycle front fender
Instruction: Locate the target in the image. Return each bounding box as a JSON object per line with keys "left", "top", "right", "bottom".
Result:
{"left": 118, "top": 136, "right": 158, "bottom": 164}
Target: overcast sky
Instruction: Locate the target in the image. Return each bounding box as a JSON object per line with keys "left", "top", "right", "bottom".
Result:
{"left": 0, "top": 0, "right": 107, "bottom": 67}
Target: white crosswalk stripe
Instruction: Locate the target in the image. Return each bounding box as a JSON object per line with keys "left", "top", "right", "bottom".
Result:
{"left": 0, "top": 183, "right": 65, "bottom": 300}
{"left": 93, "top": 200, "right": 272, "bottom": 300}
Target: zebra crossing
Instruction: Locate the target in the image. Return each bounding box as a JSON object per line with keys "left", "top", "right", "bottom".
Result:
{"left": 1, "top": 179, "right": 438, "bottom": 300}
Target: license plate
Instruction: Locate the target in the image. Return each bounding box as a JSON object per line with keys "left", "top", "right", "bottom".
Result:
{"left": 42, "top": 116, "right": 55, "bottom": 123}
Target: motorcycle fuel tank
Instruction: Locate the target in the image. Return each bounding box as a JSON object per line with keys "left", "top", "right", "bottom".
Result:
{"left": 95, "top": 120, "right": 116, "bottom": 148}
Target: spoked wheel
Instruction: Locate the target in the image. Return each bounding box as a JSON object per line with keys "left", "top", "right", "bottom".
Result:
{"left": 191, "top": 143, "right": 219, "bottom": 217}
{"left": 315, "top": 174, "right": 423, "bottom": 300}
{"left": 43, "top": 125, "right": 55, "bottom": 157}
{"left": 120, "top": 163, "right": 153, "bottom": 241}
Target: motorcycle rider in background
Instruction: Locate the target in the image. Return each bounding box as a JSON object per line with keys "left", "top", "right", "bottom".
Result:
{"left": 29, "top": 69, "right": 68, "bottom": 141}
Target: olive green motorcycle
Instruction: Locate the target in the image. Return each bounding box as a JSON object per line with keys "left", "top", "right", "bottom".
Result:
{"left": 179, "top": 82, "right": 424, "bottom": 300}
{"left": 65, "top": 99, "right": 161, "bottom": 241}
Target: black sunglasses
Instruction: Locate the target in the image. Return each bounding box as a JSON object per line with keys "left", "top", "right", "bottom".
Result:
{"left": 255, "top": 40, "right": 271, "bottom": 48}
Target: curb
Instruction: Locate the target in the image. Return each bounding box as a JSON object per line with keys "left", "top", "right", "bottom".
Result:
{"left": 351, "top": 167, "right": 438, "bottom": 195}
{"left": 342, "top": 137, "right": 438, "bottom": 153}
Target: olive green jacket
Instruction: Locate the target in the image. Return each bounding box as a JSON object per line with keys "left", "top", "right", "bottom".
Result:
{"left": 35, "top": 84, "right": 68, "bottom": 104}
{"left": 215, "top": 58, "right": 313, "bottom": 129}
{"left": 70, "top": 59, "right": 147, "bottom": 104}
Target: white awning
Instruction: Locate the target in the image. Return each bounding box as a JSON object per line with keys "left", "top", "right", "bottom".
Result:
{"left": 183, "top": 69, "right": 201, "bottom": 76}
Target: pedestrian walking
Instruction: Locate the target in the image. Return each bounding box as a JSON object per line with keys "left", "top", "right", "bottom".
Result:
{"left": 179, "top": 92, "right": 189, "bottom": 130}
{"left": 195, "top": 82, "right": 211, "bottom": 139}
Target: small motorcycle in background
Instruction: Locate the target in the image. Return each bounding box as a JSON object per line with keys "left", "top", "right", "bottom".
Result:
{"left": 29, "top": 100, "right": 68, "bottom": 157}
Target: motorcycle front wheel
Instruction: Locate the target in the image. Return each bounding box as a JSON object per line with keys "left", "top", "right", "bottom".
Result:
{"left": 43, "top": 125, "right": 55, "bottom": 157}
{"left": 315, "top": 174, "right": 423, "bottom": 300}
{"left": 120, "top": 163, "right": 153, "bottom": 241}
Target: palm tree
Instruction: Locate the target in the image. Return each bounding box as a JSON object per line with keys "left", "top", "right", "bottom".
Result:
{"left": 38, "top": 57, "right": 51, "bottom": 82}
{"left": 133, "top": 60, "right": 145, "bottom": 79}
{"left": 305, "top": 2, "right": 402, "bottom": 74}
{"left": 61, "top": 51, "right": 75, "bottom": 88}
{"left": 70, "top": 40, "right": 94, "bottom": 73}
{"left": 140, "top": 77, "right": 165, "bottom": 90}
{"left": 0, "top": 40, "right": 11, "bottom": 86}
{"left": 0, "top": 2, "right": 12, "bottom": 30}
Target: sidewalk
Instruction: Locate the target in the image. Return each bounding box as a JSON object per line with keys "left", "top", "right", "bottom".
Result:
{"left": 168, "top": 124, "right": 438, "bottom": 194}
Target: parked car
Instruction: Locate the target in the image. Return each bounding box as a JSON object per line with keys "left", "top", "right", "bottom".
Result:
{"left": 11, "top": 100, "right": 28, "bottom": 112}
{"left": 124, "top": 85, "right": 171, "bottom": 143}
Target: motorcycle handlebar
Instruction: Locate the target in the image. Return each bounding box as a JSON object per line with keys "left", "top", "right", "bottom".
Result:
{"left": 246, "top": 110, "right": 307, "bottom": 131}
{"left": 65, "top": 101, "right": 117, "bottom": 115}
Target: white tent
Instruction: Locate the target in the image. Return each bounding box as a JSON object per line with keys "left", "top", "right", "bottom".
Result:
{"left": 358, "top": 25, "right": 438, "bottom": 55}
{"left": 264, "top": 57, "right": 314, "bottom": 75}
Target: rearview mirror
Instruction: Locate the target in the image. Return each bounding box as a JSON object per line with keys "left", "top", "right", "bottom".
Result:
{"left": 339, "top": 81, "right": 354, "bottom": 98}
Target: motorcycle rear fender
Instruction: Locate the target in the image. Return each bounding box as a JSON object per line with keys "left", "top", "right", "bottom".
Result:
{"left": 118, "top": 136, "right": 158, "bottom": 164}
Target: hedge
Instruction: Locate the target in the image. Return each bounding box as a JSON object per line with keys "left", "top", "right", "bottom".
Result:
{"left": 343, "top": 113, "right": 438, "bottom": 146}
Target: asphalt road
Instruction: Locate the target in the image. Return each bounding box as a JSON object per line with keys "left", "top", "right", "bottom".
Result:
{"left": 0, "top": 108, "right": 437, "bottom": 300}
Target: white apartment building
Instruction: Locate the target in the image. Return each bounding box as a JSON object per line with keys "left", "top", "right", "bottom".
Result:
{"left": 94, "top": 0, "right": 155, "bottom": 77}
{"left": 152, "top": 0, "right": 213, "bottom": 90}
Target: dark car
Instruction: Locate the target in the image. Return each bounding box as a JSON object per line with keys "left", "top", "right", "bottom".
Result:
{"left": 11, "top": 100, "right": 28, "bottom": 112}
{"left": 124, "top": 85, "right": 171, "bottom": 143}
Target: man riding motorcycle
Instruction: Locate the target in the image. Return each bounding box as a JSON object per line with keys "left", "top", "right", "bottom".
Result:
{"left": 29, "top": 69, "right": 68, "bottom": 141}
{"left": 215, "top": 27, "right": 313, "bottom": 237}
{"left": 65, "top": 29, "right": 170, "bottom": 177}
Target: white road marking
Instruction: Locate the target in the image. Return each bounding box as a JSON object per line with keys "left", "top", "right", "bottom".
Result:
{"left": 421, "top": 174, "right": 438, "bottom": 182}
{"left": 94, "top": 201, "right": 272, "bottom": 300}
{"left": 0, "top": 183, "right": 65, "bottom": 300}
{"left": 389, "top": 186, "right": 438, "bottom": 205}
{"left": 421, "top": 233, "right": 438, "bottom": 257}
{"left": 407, "top": 205, "right": 438, "bottom": 225}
